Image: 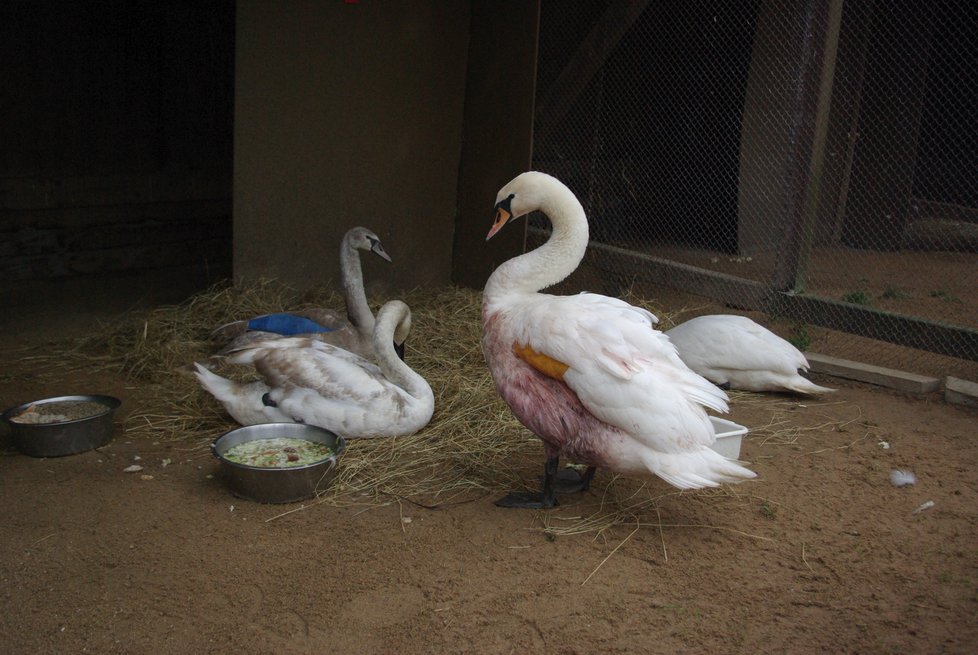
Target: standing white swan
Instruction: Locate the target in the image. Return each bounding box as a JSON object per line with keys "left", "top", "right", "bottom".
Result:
{"left": 482, "top": 171, "right": 756, "bottom": 508}
{"left": 195, "top": 300, "right": 434, "bottom": 438}
{"left": 665, "top": 315, "right": 835, "bottom": 394}
{"left": 212, "top": 227, "right": 395, "bottom": 359}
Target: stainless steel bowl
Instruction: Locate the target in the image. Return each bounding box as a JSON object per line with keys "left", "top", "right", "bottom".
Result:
{"left": 211, "top": 423, "right": 345, "bottom": 504}
{"left": 1, "top": 394, "right": 121, "bottom": 457}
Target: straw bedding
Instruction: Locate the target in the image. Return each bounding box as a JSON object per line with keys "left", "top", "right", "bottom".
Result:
{"left": 35, "top": 280, "right": 547, "bottom": 507}
{"left": 25, "top": 278, "right": 842, "bottom": 536}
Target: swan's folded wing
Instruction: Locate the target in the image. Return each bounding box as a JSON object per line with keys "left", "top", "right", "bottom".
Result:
{"left": 506, "top": 294, "right": 728, "bottom": 451}
{"left": 228, "top": 337, "right": 388, "bottom": 400}
{"left": 511, "top": 294, "right": 667, "bottom": 381}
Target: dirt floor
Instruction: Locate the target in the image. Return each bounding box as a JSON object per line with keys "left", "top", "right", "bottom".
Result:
{"left": 1, "top": 271, "right": 977, "bottom": 654}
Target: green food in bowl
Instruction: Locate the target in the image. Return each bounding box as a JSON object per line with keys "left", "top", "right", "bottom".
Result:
{"left": 223, "top": 437, "right": 335, "bottom": 468}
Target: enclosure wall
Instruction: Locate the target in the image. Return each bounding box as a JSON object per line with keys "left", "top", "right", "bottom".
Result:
{"left": 233, "top": 0, "right": 470, "bottom": 292}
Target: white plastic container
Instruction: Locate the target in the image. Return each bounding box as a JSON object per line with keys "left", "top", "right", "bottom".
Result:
{"left": 708, "top": 417, "right": 748, "bottom": 459}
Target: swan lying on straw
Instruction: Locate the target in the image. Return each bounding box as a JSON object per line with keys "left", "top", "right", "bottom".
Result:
{"left": 196, "top": 300, "right": 433, "bottom": 438}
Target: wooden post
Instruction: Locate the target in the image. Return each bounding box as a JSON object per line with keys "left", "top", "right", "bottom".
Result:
{"left": 770, "top": 0, "right": 833, "bottom": 292}
{"left": 789, "top": 0, "right": 845, "bottom": 292}
{"left": 839, "top": 0, "right": 934, "bottom": 250}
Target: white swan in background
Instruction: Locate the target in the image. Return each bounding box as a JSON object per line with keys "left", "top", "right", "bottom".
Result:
{"left": 195, "top": 300, "right": 433, "bottom": 438}
{"left": 212, "top": 226, "right": 395, "bottom": 359}
{"left": 481, "top": 171, "right": 756, "bottom": 509}
{"left": 665, "top": 315, "right": 834, "bottom": 395}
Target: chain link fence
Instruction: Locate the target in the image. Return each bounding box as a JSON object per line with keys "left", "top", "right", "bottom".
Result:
{"left": 531, "top": 0, "right": 978, "bottom": 381}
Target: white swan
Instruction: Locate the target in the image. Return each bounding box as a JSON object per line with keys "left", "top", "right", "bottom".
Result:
{"left": 212, "top": 227, "right": 394, "bottom": 359}
{"left": 482, "top": 171, "right": 756, "bottom": 508}
{"left": 664, "top": 315, "right": 834, "bottom": 394}
{"left": 195, "top": 300, "right": 434, "bottom": 438}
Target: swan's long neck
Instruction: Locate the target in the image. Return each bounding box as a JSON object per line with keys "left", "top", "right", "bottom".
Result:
{"left": 484, "top": 180, "right": 589, "bottom": 298}
{"left": 373, "top": 305, "right": 433, "bottom": 403}
{"left": 340, "top": 238, "right": 374, "bottom": 334}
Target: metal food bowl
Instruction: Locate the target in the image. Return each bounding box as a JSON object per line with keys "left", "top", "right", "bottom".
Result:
{"left": 1, "top": 394, "right": 121, "bottom": 457}
{"left": 211, "top": 423, "right": 345, "bottom": 504}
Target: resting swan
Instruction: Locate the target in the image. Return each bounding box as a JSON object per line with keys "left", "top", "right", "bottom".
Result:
{"left": 195, "top": 300, "right": 434, "bottom": 438}
{"left": 212, "top": 227, "right": 394, "bottom": 359}
{"left": 665, "top": 315, "right": 834, "bottom": 394}
{"left": 482, "top": 171, "right": 756, "bottom": 509}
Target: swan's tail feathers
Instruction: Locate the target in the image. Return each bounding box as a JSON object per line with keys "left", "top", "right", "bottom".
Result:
{"left": 649, "top": 448, "right": 757, "bottom": 490}
{"left": 789, "top": 376, "right": 836, "bottom": 395}
{"left": 683, "top": 377, "right": 730, "bottom": 415}
{"left": 193, "top": 362, "right": 239, "bottom": 403}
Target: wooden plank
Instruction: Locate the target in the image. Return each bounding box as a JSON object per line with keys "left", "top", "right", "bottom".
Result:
{"left": 3, "top": 238, "right": 231, "bottom": 281}
{"left": 914, "top": 198, "right": 978, "bottom": 225}
{"left": 0, "top": 170, "right": 230, "bottom": 211}
{"left": 774, "top": 0, "right": 845, "bottom": 292}
{"left": 533, "top": 0, "right": 651, "bottom": 144}
{"left": 1, "top": 200, "right": 231, "bottom": 232}
{"left": 0, "top": 213, "right": 230, "bottom": 259}
{"left": 945, "top": 376, "right": 978, "bottom": 408}
{"left": 767, "top": 294, "right": 978, "bottom": 361}
{"left": 805, "top": 352, "right": 941, "bottom": 393}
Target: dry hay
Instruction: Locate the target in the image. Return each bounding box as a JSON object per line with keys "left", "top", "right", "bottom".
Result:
{"left": 31, "top": 279, "right": 541, "bottom": 507}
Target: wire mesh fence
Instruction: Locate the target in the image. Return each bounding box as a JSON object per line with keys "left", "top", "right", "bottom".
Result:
{"left": 531, "top": 0, "right": 978, "bottom": 381}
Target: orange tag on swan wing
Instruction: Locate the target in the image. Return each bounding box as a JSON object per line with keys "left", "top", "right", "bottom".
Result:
{"left": 513, "top": 343, "right": 569, "bottom": 381}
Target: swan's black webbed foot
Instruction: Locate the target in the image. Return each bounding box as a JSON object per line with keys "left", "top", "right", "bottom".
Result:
{"left": 548, "top": 466, "right": 596, "bottom": 494}
{"left": 496, "top": 455, "right": 560, "bottom": 509}
{"left": 261, "top": 392, "right": 278, "bottom": 407}
{"left": 716, "top": 381, "right": 731, "bottom": 391}
{"left": 494, "top": 491, "right": 558, "bottom": 509}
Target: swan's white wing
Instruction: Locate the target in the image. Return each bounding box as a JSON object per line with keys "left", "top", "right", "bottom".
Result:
{"left": 504, "top": 294, "right": 729, "bottom": 452}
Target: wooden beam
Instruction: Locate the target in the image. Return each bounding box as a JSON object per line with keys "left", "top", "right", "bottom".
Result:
{"left": 804, "top": 352, "right": 941, "bottom": 393}
{"left": 776, "top": 0, "right": 845, "bottom": 292}
{"left": 0, "top": 170, "right": 230, "bottom": 211}
{"left": 580, "top": 237, "right": 978, "bottom": 362}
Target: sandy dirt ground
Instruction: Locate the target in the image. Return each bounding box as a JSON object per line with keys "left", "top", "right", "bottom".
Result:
{"left": 1, "top": 272, "right": 976, "bottom": 654}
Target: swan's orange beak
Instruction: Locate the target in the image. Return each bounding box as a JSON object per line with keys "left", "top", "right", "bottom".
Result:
{"left": 486, "top": 206, "right": 511, "bottom": 241}
{"left": 487, "top": 193, "right": 515, "bottom": 241}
